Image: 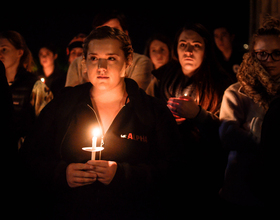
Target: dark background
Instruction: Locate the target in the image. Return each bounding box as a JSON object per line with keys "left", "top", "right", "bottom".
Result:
{"left": 1, "top": 2, "right": 250, "bottom": 67}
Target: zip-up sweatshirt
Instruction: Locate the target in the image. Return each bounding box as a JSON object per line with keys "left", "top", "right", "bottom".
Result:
{"left": 20, "top": 78, "right": 182, "bottom": 219}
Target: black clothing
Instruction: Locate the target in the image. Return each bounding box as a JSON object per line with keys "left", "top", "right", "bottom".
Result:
{"left": 9, "top": 68, "right": 38, "bottom": 142}
{"left": 260, "top": 96, "right": 280, "bottom": 208}
{"left": 0, "top": 61, "right": 15, "bottom": 152}
{"left": 151, "top": 61, "right": 229, "bottom": 210}
{"left": 216, "top": 49, "right": 245, "bottom": 82}
{"left": 20, "top": 78, "right": 182, "bottom": 219}
{"left": 36, "top": 65, "right": 66, "bottom": 96}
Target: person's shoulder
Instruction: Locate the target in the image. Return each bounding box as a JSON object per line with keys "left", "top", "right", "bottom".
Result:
{"left": 225, "top": 82, "right": 241, "bottom": 93}
{"left": 132, "top": 52, "right": 153, "bottom": 67}
{"left": 132, "top": 52, "right": 150, "bottom": 62}
{"left": 60, "top": 82, "right": 92, "bottom": 96}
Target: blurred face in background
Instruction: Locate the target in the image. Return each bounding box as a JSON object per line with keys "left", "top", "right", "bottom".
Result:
{"left": 0, "top": 38, "right": 23, "bottom": 75}
{"left": 214, "top": 27, "right": 233, "bottom": 53}
{"left": 177, "top": 30, "right": 205, "bottom": 77}
{"left": 69, "top": 47, "right": 83, "bottom": 64}
{"left": 149, "top": 39, "right": 170, "bottom": 69}
{"left": 39, "top": 47, "right": 57, "bottom": 69}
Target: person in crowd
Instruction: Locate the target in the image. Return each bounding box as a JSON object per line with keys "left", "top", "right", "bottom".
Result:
{"left": 36, "top": 44, "right": 66, "bottom": 96}
{"left": 20, "top": 26, "right": 181, "bottom": 219}
{"left": 66, "top": 33, "right": 87, "bottom": 64}
{"left": 65, "top": 9, "right": 153, "bottom": 90}
{"left": 219, "top": 16, "right": 280, "bottom": 210}
{"left": 0, "top": 31, "right": 53, "bottom": 149}
{"left": 144, "top": 33, "right": 173, "bottom": 70}
{"left": 146, "top": 23, "right": 231, "bottom": 211}
{"left": 214, "top": 25, "right": 245, "bottom": 82}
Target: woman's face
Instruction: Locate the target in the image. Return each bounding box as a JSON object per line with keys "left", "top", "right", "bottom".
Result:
{"left": 39, "top": 47, "right": 57, "bottom": 68}
{"left": 86, "top": 38, "right": 127, "bottom": 91}
{"left": 0, "top": 38, "right": 23, "bottom": 71}
{"left": 149, "top": 39, "right": 170, "bottom": 69}
{"left": 214, "top": 27, "right": 233, "bottom": 53}
{"left": 177, "top": 30, "right": 205, "bottom": 77}
{"left": 68, "top": 47, "right": 83, "bottom": 64}
{"left": 254, "top": 35, "right": 280, "bottom": 80}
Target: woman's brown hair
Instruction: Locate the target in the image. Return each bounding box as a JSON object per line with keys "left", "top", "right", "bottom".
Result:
{"left": 0, "top": 30, "right": 35, "bottom": 72}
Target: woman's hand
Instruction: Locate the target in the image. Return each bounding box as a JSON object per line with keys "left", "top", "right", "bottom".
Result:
{"left": 167, "top": 96, "right": 200, "bottom": 119}
{"left": 87, "top": 160, "right": 117, "bottom": 185}
{"left": 66, "top": 163, "right": 97, "bottom": 188}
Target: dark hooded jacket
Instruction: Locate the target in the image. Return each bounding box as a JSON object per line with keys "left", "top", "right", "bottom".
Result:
{"left": 20, "top": 78, "right": 182, "bottom": 219}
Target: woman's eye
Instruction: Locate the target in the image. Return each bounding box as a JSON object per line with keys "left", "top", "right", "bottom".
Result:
{"left": 90, "top": 57, "right": 97, "bottom": 61}
{"left": 194, "top": 44, "right": 201, "bottom": 48}
{"left": 108, "top": 57, "right": 116, "bottom": 61}
{"left": 179, "top": 43, "right": 185, "bottom": 48}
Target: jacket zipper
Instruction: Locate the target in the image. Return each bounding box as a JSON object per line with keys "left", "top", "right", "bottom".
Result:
{"left": 86, "top": 104, "right": 126, "bottom": 147}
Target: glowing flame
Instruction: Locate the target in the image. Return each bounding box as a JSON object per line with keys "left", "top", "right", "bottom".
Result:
{"left": 92, "top": 128, "right": 100, "bottom": 137}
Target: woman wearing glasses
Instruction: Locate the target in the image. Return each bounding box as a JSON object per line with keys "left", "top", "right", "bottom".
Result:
{"left": 218, "top": 16, "right": 280, "bottom": 211}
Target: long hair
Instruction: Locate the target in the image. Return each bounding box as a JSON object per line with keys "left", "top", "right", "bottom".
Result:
{"left": 237, "top": 15, "right": 280, "bottom": 110}
{"left": 0, "top": 30, "right": 35, "bottom": 72}
{"left": 168, "top": 23, "right": 230, "bottom": 114}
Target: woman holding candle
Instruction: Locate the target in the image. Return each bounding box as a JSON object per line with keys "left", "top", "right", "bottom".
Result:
{"left": 146, "top": 23, "right": 232, "bottom": 210}
{"left": 20, "top": 26, "right": 182, "bottom": 219}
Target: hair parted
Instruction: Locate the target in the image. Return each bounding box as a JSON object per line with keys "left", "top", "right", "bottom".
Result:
{"left": 83, "top": 26, "right": 133, "bottom": 65}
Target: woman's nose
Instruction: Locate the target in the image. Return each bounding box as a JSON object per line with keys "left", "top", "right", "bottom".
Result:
{"left": 98, "top": 59, "right": 107, "bottom": 71}
{"left": 184, "top": 44, "right": 194, "bottom": 55}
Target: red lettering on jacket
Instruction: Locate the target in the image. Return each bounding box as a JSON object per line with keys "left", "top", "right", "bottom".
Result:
{"left": 123, "top": 133, "right": 148, "bottom": 143}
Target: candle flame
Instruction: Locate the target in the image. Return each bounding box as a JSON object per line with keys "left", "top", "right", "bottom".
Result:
{"left": 92, "top": 128, "right": 100, "bottom": 137}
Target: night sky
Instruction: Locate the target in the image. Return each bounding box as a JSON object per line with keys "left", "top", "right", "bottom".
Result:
{"left": 1, "top": 2, "right": 250, "bottom": 66}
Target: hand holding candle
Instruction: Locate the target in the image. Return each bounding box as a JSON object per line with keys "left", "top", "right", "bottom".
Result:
{"left": 167, "top": 96, "right": 200, "bottom": 120}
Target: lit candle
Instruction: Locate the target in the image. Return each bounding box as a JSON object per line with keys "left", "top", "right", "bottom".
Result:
{"left": 91, "top": 128, "right": 100, "bottom": 160}
{"left": 40, "top": 77, "right": 45, "bottom": 83}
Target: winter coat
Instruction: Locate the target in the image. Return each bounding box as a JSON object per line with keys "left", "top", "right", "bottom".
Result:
{"left": 20, "top": 78, "right": 182, "bottom": 219}
{"left": 219, "top": 82, "right": 265, "bottom": 206}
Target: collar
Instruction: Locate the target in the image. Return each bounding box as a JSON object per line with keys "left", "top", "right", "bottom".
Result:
{"left": 238, "top": 84, "right": 249, "bottom": 97}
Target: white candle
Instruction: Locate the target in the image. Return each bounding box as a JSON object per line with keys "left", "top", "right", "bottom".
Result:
{"left": 91, "top": 128, "right": 100, "bottom": 160}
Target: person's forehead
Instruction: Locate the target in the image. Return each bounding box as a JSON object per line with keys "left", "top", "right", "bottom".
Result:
{"left": 254, "top": 35, "right": 280, "bottom": 51}
{"left": 87, "top": 38, "right": 123, "bottom": 54}
{"left": 179, "top": 30, "right": 204, "bottom": 43}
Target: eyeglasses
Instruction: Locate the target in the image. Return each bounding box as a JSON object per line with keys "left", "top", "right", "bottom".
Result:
{"left": 255, "top": 50, "right": 280, "bottom": 61}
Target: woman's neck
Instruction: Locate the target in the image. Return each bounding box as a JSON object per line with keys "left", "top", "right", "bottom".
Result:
{"left": 6, "top": 63, "right": 19, "bottom": 83}
{"left": 91, "top": 82, "right": 127, "bottom": 105}
{"left": 221, "top": 47, "right": 232, "bottom": 61}
{"left": 90, "top": 81, "right": 127, "bottom": 134}
{"left": 43, "top": 65, "right": 55, "bottom": 78}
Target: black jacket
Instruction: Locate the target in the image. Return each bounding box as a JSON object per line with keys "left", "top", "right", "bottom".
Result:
{"left": 20, "top": 78, "right": 182, "bottom": 219}
{"left": 10, "top": 68, "right": 38, "bottom": 142}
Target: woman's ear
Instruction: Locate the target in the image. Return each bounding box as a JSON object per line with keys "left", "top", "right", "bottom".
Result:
{"left": 54, "top": 53, "right": 58, "bottom": 60}
{"left": 18, "top": 49, "right": 24, "bottom": 58}
{"left": 126, "top": 53, "right": 133, "bottom": 68}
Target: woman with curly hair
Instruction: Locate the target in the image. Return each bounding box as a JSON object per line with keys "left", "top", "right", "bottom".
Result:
{"left": 219, "top": 16, "right": 280, "bottom": 210}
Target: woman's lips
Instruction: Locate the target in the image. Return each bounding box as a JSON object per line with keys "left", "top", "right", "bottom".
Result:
{"left": 97, "top": 76, "right": 109, "bottom": 79}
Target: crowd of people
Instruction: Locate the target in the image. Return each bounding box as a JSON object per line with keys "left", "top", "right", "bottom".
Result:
{"left": 1, "top": 9, "right": 273, "bottom": 219}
